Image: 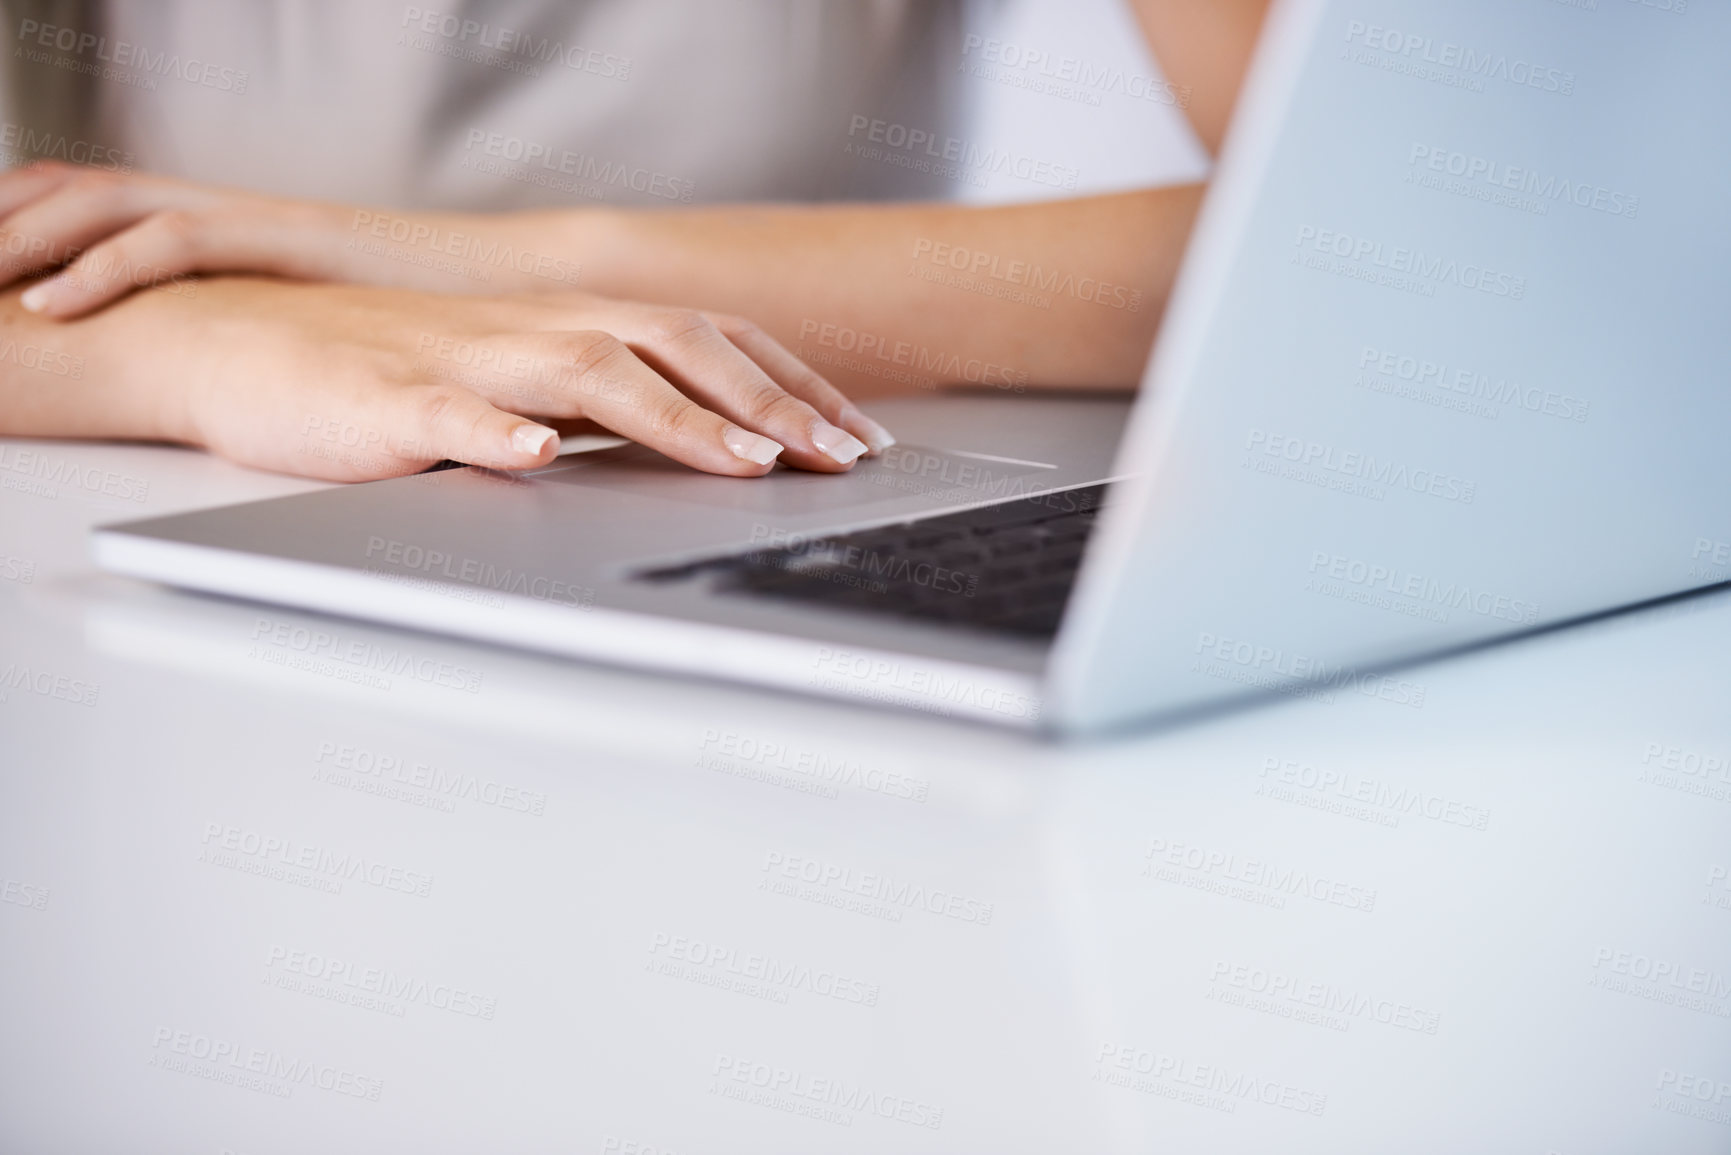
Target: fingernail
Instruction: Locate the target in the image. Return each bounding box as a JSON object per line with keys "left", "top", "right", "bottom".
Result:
{"left": 839, "top": 405, "right": 896, "bottom": 455}
{"left": 511, "top": 423, "right": 558, "bottom": 458}
{"left": 19, "top": 282, "right": 52, "bottom": 313}
{"left": 810, "top": 419, "right": 868, "bottom": 465}
{"left": 723, "top": 425, "right": 783, "bottom": 465}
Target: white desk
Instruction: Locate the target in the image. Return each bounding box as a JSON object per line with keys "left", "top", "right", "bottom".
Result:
{"left": 2, "top": 437, "right": 1729, "bottom": 1153}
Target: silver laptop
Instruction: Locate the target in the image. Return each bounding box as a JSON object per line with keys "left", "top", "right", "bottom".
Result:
{"left": 93, "top": 0, "right": 1731, "bottom": 735}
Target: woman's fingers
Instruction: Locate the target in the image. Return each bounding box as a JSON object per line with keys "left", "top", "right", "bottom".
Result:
{"left": 243, "top": 377, "right": 559, "bottom": 483}
{"left": 0, "top": 161, "right": 78, "bottom": 224}
{"left": 0, "top": 170, "right": 167, "bottom": 289}
{"left": 0, "top": 164, "right": 79, "bottom": 283}
{"left": 393, "top": 381, "right": 560, "bottom": 473}
{"left": 704, "top": 312, "right": 896, "bottom": 454}
{"left": 410, "top": 298, "right": 876, "bottom": 474}
{"left": 20, "top": 212, "right": 199, "bottom": 317}
{"left": 432, "top": 329, "right": 785, "bottom": 477}
{"left": 604, "top": 306, "right": 868, "bottom": 472}
{"left": 0, "top": 167, "right": 236, "bottom": 307}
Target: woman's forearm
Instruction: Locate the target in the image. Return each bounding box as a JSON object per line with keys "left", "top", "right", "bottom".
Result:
{"left": 0, "top": 287, "right": 190, "bottom": 441}
{"left": 9, "top": 179, "right": 1209, "bottom": 399}
{"left": 486, "top": 187, "right": 1203, "bottom": 395}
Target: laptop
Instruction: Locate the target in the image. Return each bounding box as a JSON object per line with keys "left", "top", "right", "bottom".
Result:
{"left": 92, "top": 0, "right": 1731, "bottom": 735}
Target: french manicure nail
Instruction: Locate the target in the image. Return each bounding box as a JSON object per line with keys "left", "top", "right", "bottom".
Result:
{"left": 19, "top": 282, "right": 51, "bottom": 312}
{"left": 840, "top": 405, "right": 896, "bottom": 454}
{"left": 724, "top": 425, "right": 783, "bottom": 465}
{"left": 511, "top": 423, "right": 557, "bottom": 457}
{"left": 810, "top": 419, "right": 868, "bottom": 465}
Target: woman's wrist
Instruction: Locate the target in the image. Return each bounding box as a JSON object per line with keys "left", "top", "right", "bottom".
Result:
{"left": 482, "top": 207, "right": 624, "bottom": 296}
{"left": 324, "top": 206, "right": 609, "bottom": 297}
{"left": 0, "top": 285, "right": 196, "bottom": 443}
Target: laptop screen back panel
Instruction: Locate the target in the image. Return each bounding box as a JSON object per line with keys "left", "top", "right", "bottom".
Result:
{"left": 1049, "top": 0, "right": 1731, "bottom": 733}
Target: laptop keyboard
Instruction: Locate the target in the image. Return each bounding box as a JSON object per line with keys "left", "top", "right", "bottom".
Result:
{"left": 638, "top": 484, "right": 1108, "bottom": 639}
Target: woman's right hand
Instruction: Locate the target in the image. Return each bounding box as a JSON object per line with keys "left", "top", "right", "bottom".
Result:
{"left": 51, "top": 278, "right": 893, "bottom": 481}
{"left": 0, "top": 162, "right": 541, "bottom": 318}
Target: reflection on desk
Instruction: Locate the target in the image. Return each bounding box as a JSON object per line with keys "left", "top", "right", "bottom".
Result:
{"left": 2, "top": 438, "right": 1729, "bottom": 1152}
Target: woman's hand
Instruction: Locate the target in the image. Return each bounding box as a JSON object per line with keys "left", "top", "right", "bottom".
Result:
{"left": 51, "top": 278, "right": 894, "bottom": 481}
{"left": 0, "top": 161, "right": 1194, "bottom": 400}
{"left": 0, "top": 162, "right": 523, "bottom": 317}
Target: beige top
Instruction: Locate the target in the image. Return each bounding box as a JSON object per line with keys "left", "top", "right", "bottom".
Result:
{"left": 2, "top": 0, "right": 967, "bottom": 209}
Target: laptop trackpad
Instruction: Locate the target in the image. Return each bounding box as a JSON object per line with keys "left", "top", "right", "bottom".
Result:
{"left": 532, "top": 442, "right": 1056, "bottom": 516}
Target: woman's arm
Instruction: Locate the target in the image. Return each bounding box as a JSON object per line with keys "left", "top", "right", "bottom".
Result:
{"left": 510, "top": 0, "right": 1270, "bottom": 392}
{"left": 1127, "top": 0, "right": 1272, "bottom": 156}
{"left": 0, "top": 0, "right": 1268, "bottom": 403}
{"left": 502, "top": 188, "right": 1204, "bottom": 394}
{"left": 0, "top": 278, "right": 912, "bottom": 477}
{"left": 1, "top": 175, "right": 1200, "bottom": 394}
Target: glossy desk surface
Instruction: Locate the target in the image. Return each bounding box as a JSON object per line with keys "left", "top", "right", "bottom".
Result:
{"left": 2, "top": 437, "right": 1729, "bottom": 1153}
